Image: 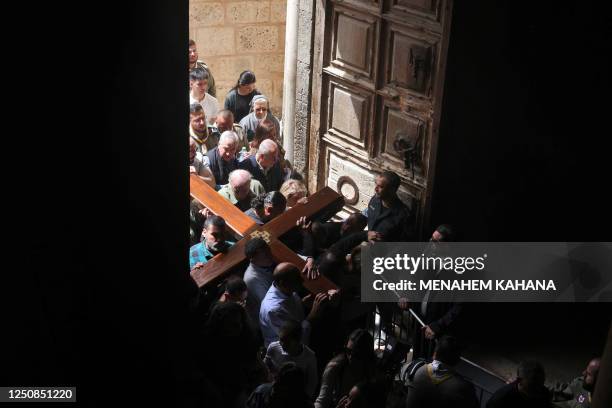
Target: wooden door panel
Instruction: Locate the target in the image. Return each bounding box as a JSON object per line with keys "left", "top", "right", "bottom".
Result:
{"left": 327, "top": 149, "right": 377, "bottom": 212}
{"left": 378, "top": 102, "right": 428, "bottom": 183}
{"left": 325, "top": 78, "right": 374, "bottom": 151}
{"left": 329, "top": 5, "right": 379, "bottom": 83}
{"left": 312, "top": 0, "right": 453, "bottom": 236}
{"left": 390, "top": 0, "right": 439, "bottom": 21}
{"left": 383, "top": 23, "right": 439, "bottom": 97}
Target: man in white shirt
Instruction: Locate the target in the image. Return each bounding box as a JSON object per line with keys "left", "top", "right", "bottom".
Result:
{"left": 189, "top": 68, "right": 219, "bottom": 125}
{"left": 264, "top": 321, "right": 318, "bottom": 400}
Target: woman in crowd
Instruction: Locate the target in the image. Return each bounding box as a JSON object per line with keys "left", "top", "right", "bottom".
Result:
{"left": 224, "top": 70, "right": 261, "bottom": 123}
{"left": 315, "top": 329, "right": 378, "bottom": 408}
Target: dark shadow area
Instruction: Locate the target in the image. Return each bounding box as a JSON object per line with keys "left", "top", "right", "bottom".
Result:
{"left": 431, "top": 0, "right": 612, "bottom": 375}
{"left": 6, "top": 0, "right": 611, "bottom": 405}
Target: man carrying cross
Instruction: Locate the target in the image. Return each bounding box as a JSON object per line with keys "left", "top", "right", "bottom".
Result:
{"left": 189, "top": 215, "right": 235, "bottom": 270}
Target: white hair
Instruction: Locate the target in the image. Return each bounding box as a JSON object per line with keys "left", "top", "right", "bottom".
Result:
{"left": 228, "top": 169, "right": 252, "bottom": 186}
{"left": 219, "top": 130, "right": 238, "bottom": 145}
{"left": 257, "top": 139, "right": 278, "bottom": 159}
{"left": 252, "top": 95, "right": 270, "bottom": 108}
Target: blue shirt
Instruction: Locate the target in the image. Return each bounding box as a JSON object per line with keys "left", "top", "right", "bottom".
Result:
{"left": 189, "top": 241, "right": 235, "bottom": 269}
{"left": 259, "top": 284, "right": 311, "bottom": 348}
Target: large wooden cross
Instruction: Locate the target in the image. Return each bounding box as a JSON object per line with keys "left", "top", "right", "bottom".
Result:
{"left": 189, "top": 174, "right": 344, "bottom": 293}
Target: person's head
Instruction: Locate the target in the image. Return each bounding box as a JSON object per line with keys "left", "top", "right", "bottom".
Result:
{"left": 272, "top": 362, "right": 306, "bottom": 402}
{"left": 375, "top": 171, "right": 401, "bottom": 201}
{"left": 221, "top": 275, "right": 248, "bottom": 306}
{"left": 431, "top": 224, "right": 454, "bottom": 242}
{"left": 252, "top": 119, "right": 277, "bottom": 148}
{"left": 206, "top": 301, "right": 247, "bottom": 338}
{"left": 189, "top": 137, "right": 197, "bottom": 164}
{"left": 188, "top": 39, "right": 198, "bottom": 65}
{"left": 279, "top": 321, "right": 303, "bottom": 356}
{"left": 273, "top": 262, "right": 303, "bottom": 293}
{"left": 318, "top": 250, "right": 346, "bottom": 283}
{"left": 215, "top": 109, "right": 235, "bottom": 133}
{"left": 244, "top": 237, "right": 274, "bottom": 267}
{"left": 345, "top": 329, "right": 375, "bottom": 365}
{"left": 202, "top": 215, "right": 227, "bottom": 251}
{"left": 516, "top": 360, "right": 546, "bottom": 397}
{"left": 264, "top": 191, "right": 287, "bottom": 221}
{"left": 251, "top": 95, "right": 270, "bottom": 120}
{"left": 235, "top": 70, "right": 257, "bottom": 95}
{"left": 250, "top": 193, "right": 267, "bottom": 219}
{"left": 342, "top": 213, "right": 368, "bottom": 235}
{"left": 433, "top": 335, "right": 461, "bottom": 366}
{"left": 190, "top": 103, "right": 207, "bottom": 133}
{"left": 189, "top": 68, "right": 209, "bottom": 96}
{"left": 288, "top": 169, "right": 304, "bottom": 181}
{"left": 218, "top": 131, "right": 238, "bottom": 162}
{"left": 228, "top": 169, "right": 253, "bottom": 201}
{"left": 582, "top": 357, "right": 601, "bottom": 392}
{"left": 256, "top": 139, "right": 279, "bottom": 170}
{"left": 279, "top": 179, "right": 307, "bottom": 207}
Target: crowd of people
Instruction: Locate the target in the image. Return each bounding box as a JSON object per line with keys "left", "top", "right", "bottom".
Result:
{"left": 186, "top": 40, "right": 603, "bottom": 408}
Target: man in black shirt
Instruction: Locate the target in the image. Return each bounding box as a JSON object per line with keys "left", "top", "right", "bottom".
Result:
{"left": 203, "top": 131, "right": 239, "bottom": 189}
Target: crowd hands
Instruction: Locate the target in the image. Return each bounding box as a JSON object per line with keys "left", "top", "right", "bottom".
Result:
{"left": 187, "top": 40, "right": 601, "bottom": 408}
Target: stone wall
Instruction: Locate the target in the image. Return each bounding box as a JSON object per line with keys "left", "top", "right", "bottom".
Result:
{"left": 190, "top": 0, "right": 286, "bottom": 118}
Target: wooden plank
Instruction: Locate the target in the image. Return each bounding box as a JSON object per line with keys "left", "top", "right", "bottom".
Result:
{"left": 190, "top": 174, "right": 257, "bottom": 236}
{"left": 269, "top": 240, "right": 338, "bottom": 293}
{"left": 265, "top": 186, "right": 345, "bottom": 238}
{"left": 190, "top": 182, "right": 344, "bottom": 293}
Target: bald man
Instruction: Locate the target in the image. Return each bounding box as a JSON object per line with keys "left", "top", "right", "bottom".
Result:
{"left": 554, "top": 357, "right": 601, "bottom": 407}
{"left": 259, "top": 262, "right": 328, "bottom": 348}
{"left": 218, "top": 169, "right": 265, "bottom": 211}
{"left": 239, "top": 139, "right": 284, "bottom": 192}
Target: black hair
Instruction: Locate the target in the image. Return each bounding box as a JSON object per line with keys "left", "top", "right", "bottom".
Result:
{"left": 223, "top": 275, "right": 247, "bottom": 296}
{"left": 434, "top": 335, "right": 461, "bottom": 366}
{"left": 233, "top": 70, "right": 256, "bottom": 90}
{"left": 347, "top": 213, "right": 367, "bottom": 230}
{"left": 279, "top": 321, "right": 302, "bottom": 342}
{"left": 347, "top": 329, "right": 375, "bottom": 361}
{"left": 244, "top": 237, "right": 269, "bottom": 259}
{"left": 288, "top": 170, "right": 304, "bottom": 181}
{"left": 190, "top": 103, "right": 204, "bottom": 115}
{"left": 271, "top": 362, "right": 307, "bottom": 404}
{"left": 264, "top": 191, "right": 287, "bottom": 210}
{"left": 380, "top": 170, "right": 401, "bottom": 191}
{"left": 189, "top": 68, "right": 209, "bottom": 82}
{"left": 250, "top": 193, "right": 267, "bottom": 211}
{"left": 203, "top": 215, "right": 226, "bottom": 230}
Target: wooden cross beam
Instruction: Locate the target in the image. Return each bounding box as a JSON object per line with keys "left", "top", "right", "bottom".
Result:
{"left": 189, "top": 174, "right": 344, "bottom": 294}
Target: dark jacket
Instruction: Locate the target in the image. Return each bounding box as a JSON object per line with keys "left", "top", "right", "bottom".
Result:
{"left": 206, "top": 147, "right": 238, "bottom": 187}
{"left": 486, "top": 381, "right": 553, "bottom": 408}
{"left": 352, "top": 195, "right": 414, "bottom": 243}
{"left": 239, "top": 155, "right": 283, "bottom": 192}
{"left": 404, "top": 362, "right": 479, "bottom": 408}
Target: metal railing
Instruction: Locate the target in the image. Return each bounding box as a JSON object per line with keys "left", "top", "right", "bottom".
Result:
{"left": 367, "top": 305, "right": 506, "bottom": 407}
